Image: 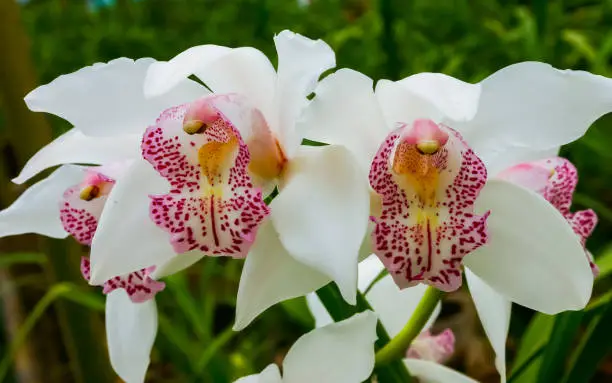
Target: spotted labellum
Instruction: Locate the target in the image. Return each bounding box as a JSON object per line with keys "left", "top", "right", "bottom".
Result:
{"left": 498, "top": 157, "right": 599, "bottom": 276}
{"left": 142, "top": 95, "right": 270, "bottom": 257}
{"left": 60, "top": 167, "right": 165, "bottom": 303}
{"left": 370, "top": 119, "right": 489, "bottom": 291}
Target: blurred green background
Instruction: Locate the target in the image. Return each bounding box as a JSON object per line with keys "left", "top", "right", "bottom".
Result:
{"left": 1, "top": 0, "right": 612, "bottom": 382}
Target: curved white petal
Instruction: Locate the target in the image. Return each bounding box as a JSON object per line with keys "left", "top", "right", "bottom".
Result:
{"left": 300, "top": 69, "right": 388, "bottom": 172}
{"left": 357, "top": 221, "right": 375, "bottom": 263}
{"left": 459, "top": 62, "right": 612, "bottom": 153}
{"left": 12, "top": 129, "right": 140, "bottom": 184}
{"left": 271, "top": 145, "right": 370, "bottom": 305}
{"left": 282, "top": 311, "right": 378, "bottom": 383}
{"left": 150, "top": 251, "right": 205, "bottom": 280}
{"left": 184, "top": 47, "right": 278, "bottom": 129}
{"left": 358, "top": 254, "right": 385, "bottom": 292}
{"left": 144, "top": 45, "right": 232, "bottom": 97}
{"left": 308, "top": 255, "right": 441, "bottom": 336}
{"left": 464, "top": 179, "right": 593, "bottom": 314}
{"left": 397, "top": 73, "right": 481, "bottom": 122}
{"left": 234, "top": 364, "right": 282, "bottom": 383}
{"left": 465, "top": 268, "right": 510, "bottom": 382}
{"left": 0, "top": 165, "right": 85, "bottom": 238}
{"left": 25, "top": 57, "right": 204, "bottom": 137}
{"left": 367, "top": 273, "right": 440, "bottom": 337}
{"left": 404, "top": 358, "right": 479, "bottom": 383}
{"left": 375, "top": 79, "right": 442, "bottom": 128}
{"left": 89, "top": 159, "right": 176, "bottom": 284}
{"left": 305, "top": 293, "right": 333, "bottom": 328}
{"left": 234, "top": 221, "right": 330, "bottom": 331}
{"left": 106, "top": 290, "right": 157, "bottom": 383}
{"left": 273, "top": 30, "right": 335, "bottom": 156}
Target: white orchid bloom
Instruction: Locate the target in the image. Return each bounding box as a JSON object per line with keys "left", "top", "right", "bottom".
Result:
{"left": 12, "top": 57, "right": 203, "bottom": 185}
{"left": 234, "top": 311, "right": 378, "bottom": 383}
{"left": 0, "top": 57, "right": 202, "bottom": 242}
{"left": 0, "top": 57, "right": 205, "bottom": 383}
{"left": 91, "top": 30, "right": 370, "bottom": 331}
{"left": 0, "top": 163, "right": 164, "bottom": 383}
{"left": 301, "top": 63, "right": 612, "bottom": 381}
{"left": 308, "top": 255, "right": 473, "bottom": 383}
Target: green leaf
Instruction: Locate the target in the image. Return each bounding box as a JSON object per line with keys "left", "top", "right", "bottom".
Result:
{"left": 0, "top": 252, "right": 47, "bottom": 268}
{"left": 562, "top": 298, "right": 612, "bottom": 383}
{"left": 165, "top": 273, "right": 208, "bottom": 340}
{"left": 0, "top": 282, "right": 104, "bottom": 382}
{"left": 595, "top": 244, "right": 612, "bottom": 278}
{"left": 195, "top": 325, "right": 236, "bottom": 373}
{"left": 562, "top": 30, "right": 597, "bottom": 63}
{"left": 280, "top": 296, "right": 315, "bottom": 329}
{"left": 315, "top": 283, "right": 412, "bottom": 383}
{"left": 585, "top": 290, "right": 612, "bottom": 312}
{"left": 157, "top": 312, "right": 199, "bottom": 373}
{"left": 61, "top": 287, "right": 105, "bottom": 311}
{"left": 509, "top": 313, "right": 555, "bottom": 383}
{"left": 536, "top": 311, "right": 584, "bottom": 383}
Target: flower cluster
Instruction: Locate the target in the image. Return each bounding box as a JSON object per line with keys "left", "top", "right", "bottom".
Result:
{"left": 1, "top": 29, "right": 609, "bottom": 383}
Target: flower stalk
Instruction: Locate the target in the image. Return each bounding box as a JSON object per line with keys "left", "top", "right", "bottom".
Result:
{"left": 316, "top": 283, "right": 413, "bottom": 382}
{"left": 375, "top": 286, "right": 444, "bottom": 366}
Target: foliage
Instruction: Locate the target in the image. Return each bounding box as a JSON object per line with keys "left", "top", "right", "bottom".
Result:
{"left": 1, "top": 0, "right": 612, "bottom": 382}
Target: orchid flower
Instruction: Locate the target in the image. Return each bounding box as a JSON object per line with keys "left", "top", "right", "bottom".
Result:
{"left": 10, "top": 57, "right": 203, "bottom": 186}
{"left": 234, "top": 311, "right": 378, "bottom": 383}
{"left": 301, "top": 63, "right": 612, "bottom": 381}
{"left": 0, "top": 57, "right": 206, "bottom": 383}
{"left": 498, "top": 157, "right": 599, "bottom": 276}
{"left": 61, "top": 164, "right": 208, "bottom": 383}
{"left": 92, "top": 30, "right": 370, "bottom": 330}
{"left": 0, "top": 163, "right": 165, "bottom": 383}
{"left": 307, "top": 255, "right": 473, "bottom": 383}
{"left": 59, "top": 165, "right": 165, "bottom": 383}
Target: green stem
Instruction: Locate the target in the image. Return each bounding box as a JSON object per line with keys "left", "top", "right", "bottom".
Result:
{"left": 507, "top": 345, "right": 546, "bottom": 383}
{"left": 375, "top": 286, "right": 443, "bottom": 366}
{"left": 316, "top": 283, "right": 412, "bottom": 382}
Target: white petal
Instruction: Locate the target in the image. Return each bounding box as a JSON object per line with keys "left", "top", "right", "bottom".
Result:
{"left": 305, "top": 293, "right": 334, "bottom": 328}
{"left": 375, "top": 79, "right": 442, "bottom": 127}
{"left": 397, "top": 73, "right": 481, "bottom": 122}
{"left": 89, "top": 159, "right": 176, "bottom": 284}
{"left": 198, "top": 48, "right": 278, "bottom": 133}
{"left": 234, "top": 221, "right": 330, "bottom": 331}
{"left": 25, "top": 57, "right": 204, "bottom": 137}
{"left": 404, "top": 359, "right": 479, "bottom": 383}
{"left": 464, "top": 179, "right": 593, "bottom": 314}
{"left": 357, "top": 254, "right": 385, "bottom": 292}
{"left": 357, "top": 220, "right": 375, "bottom": 263}
{"left": 273, "top": 30, "right": 335, "bottom": 156}
{"left": 148, "top": 46, "right": 279, "bottom": 131}
{"left": 459, "top": 62, "right": 612, "bottom": 154}
{"left": 300, "top": 69, "right": 388, "bottom": 172}
{"left": 144, "top": 45, "right": 232, "bottom": 97}
{"left": 282, "top": 311, "right": 378, "bottom": 383}
{"left": 465, "top": 268, "right": 511, "bottom": 382}
{"left": 150, "top": 252, "right": 206, "bottom": 280}
{"left": 234, "top": 364, "right": 282, "bottom": 383}
{"left": 106, "top": 290, "right": 157, "bottom": 383}
{"left": 12, "top": 129, "right": 140, "bottom": 184}
{"left": 366, "top": 272, "right": 440, "bottom": 337}
{"left": 271, "top": 145, "right": 370, "bottom": 304}
{"left": 0, "top": 165, "right": 85, "bottom": 238}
